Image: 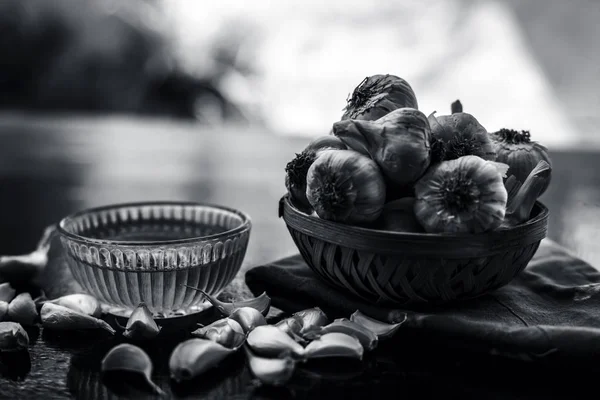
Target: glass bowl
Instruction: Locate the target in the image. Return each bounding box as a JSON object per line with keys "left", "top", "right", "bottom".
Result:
{"left": 57, "top": 201, "right": 251, "bottom": 317}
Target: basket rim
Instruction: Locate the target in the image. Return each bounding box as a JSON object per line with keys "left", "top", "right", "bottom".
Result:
{"left": 280, "top": 194, "right": 548, "bottom": 258}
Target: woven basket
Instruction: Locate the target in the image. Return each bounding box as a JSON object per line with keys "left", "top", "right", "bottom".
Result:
{"left": 279, "top": 195, "right": 548, "bottom": 306}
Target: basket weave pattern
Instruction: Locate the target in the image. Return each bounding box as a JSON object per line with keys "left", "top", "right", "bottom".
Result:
{"left": 280, "top": 196, "right": 548, "bottom": 306}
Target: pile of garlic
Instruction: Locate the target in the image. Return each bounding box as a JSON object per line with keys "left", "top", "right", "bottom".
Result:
{"left": 284, "top": 74, "right": 553, "bottom": 234}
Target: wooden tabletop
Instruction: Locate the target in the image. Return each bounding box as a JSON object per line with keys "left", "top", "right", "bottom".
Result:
{"left": 1, "top": 113, "right": 599, "bottom": 399}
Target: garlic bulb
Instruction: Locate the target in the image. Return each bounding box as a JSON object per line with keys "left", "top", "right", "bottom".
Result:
{"left": 285, "top": 136, "right": 347, "bottom": 211}
{"left": 414, "top": 155, "right": 508, "bottom": 233}
{"left": 333, "top": 108, "right": 431, "bottom": 188}
{"left": 342, "top": 74, "right": 418, "bottom": 121}
{"left": 428, "top": 112, "right": 496, "bottom": 164}
{"left": 489, "top": 128, "right": 552, "bottom": 196}
{"left": 306, "top": 149, "right": 386, "bottom": 224}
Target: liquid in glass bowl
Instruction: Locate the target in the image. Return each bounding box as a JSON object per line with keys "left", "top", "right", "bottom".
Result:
{"left": 57, "top": 201, "right": 251, "bottom": 317}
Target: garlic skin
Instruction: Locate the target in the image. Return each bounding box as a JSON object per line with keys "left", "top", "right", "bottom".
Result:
{"left": 192, "top": 317, "right": 245, "bottom": 349}
{"left": 414, "top": 155, "right": 508, "bottom": 233}
{"left": 349, "top": 310, "right": 406, "bottom": 340}
{"left": 333, "top": 108, "right": 431, "bottom": 188}
{"left": 428, "top": 112, "right": 496, "bottom": 164}
{"left": 375, "top": 197, "right": 425, "bottom": 233}
{"left": 246, "top": 325, "right": 305, "bottom": 358}
{"left": 342, "top": 74, "right": 418, "bottom": 121}
{"left": 0, "top": 321, "right": 29, "bottom": 352}
{"left": 490, "top": 128, "right": 552, "bottom": 196}
{"left": 306, "top": 149, "right": 386, "bottom": 224}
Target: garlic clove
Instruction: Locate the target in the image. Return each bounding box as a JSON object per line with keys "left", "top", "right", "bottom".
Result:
{"left": 0, "top": 301, "right": 9, "bottom": 322}
{"left": 8, "top": 292, "right": 38, "bottom": 326}
{"left": 169, "top": 338, "right": 237, "bottom": 382}
{"left": 0, "top": 321, "right": 29, "bottom": 352}
{"left": 349, "top": 310, "right": 406, "bottom": 339}
{"left": 229, "top": 307, "right": 267, "bottom": 334}
{"left": 247, "top": 325, "right": 305, "bottom": 359}
{"left": 293, "top": 307, "right": 329, "bottom": 335}
{"left": 0, "top": 283, "right": 16, "bottom": 303}
{"left": 244, "top": 346, "right": 296, "bottom": 386}
{"left": 101, "top": 343, "right": 164, "bottom": 396}
{"left": 123, "top": 302, "right": 161, "bottom": 340}
{"left": 182, "top": 286, "right": 271, "bottom": 317}
{"left": 41, "top": 303, "right": 115, "bottom": 334}
{"left": 308, "top": 318, "right": 378, "bottom": 351}
{"left": 44, "top": 293, "right": 102, "bottom": 318}
{"left": 191, "top": 317, "right": 245, "bottom": 349}
{"left": 303, "top": 332, "right": 363, "bottom": 360}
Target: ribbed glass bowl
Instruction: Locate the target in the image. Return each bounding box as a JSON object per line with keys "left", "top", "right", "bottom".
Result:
{"left": 57, "top": 201, "right": 251, "bottom": 317}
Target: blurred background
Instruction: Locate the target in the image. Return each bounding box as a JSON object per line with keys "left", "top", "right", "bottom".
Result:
{"left": 1, "top": 0, "right": 599, "bottom": 269}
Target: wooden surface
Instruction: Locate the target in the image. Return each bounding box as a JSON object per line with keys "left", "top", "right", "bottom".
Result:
{"left": 1, "top": 113, "right": 599, "bottom": 399}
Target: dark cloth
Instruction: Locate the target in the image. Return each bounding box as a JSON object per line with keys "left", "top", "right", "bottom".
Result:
{"left": 245, "top": 239, "right": 600, "bottom": 360}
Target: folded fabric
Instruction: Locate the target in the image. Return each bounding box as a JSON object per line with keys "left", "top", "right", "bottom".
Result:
{"left": 245, "top": 239, "right": 600, "bottom": 360}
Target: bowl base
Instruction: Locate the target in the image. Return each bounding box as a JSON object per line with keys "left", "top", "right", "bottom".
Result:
{"left": 101, "top": 301, "right": 212, "bottom": 319}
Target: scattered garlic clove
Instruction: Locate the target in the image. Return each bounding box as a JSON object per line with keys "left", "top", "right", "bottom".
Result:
{"left": 191, "top": 317, "right": 245, "bottom": 349}
{"left": 41, "top": 303, "right": 115, "bottom": 334}
{"left": 101, "top": 343, "right": 165, "bottom": 396}
{"left": 183, "top": 286, "right": 272, "bottom": 317}
{"left": 0, "top": 283, "right": 16, "bottom": 303}
{"left": 0, "top": 321, "right": 29, "bottom": 352}
{"left": 8, "top": 292, "right": 38, "bottom": 326}
{"left": 169, "top": 338, "right": 237, "bottom": 382}
{"left": 123, "top": 302, "right": 160, "bottom": 340}
{"left": 349, "top": 310, "right": 406, "bottom": 339}
{"left": 229, "top": 307, "right": 267, "bottom": 334}
{"left": 244, "top": 346, "right": 296, "bottom": 386}
{"left": 308, "top": 318, "right": 378, "bottom": 351}
{"left": 304, "top": 332, "right": 364, "bottom": 360}
{"left": 0, "top": 301, "right": 8, "bottom": 321}
{"left": 294, "top": 307, "right": 329, "bottom": 335}
{"left": 247, "top": 325, "right": 305, "bottom": 358}
{"left": 43, "top": 293, "right": 102, "bottom": 318}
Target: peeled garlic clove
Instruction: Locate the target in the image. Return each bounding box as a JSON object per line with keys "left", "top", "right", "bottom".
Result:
{"left": 8, "top": 292, "right": 38, "bottom": 326}
{"left": 192, "top": 317, "right": 245, "bottom": 349}
{"left": 169, "top": 338, "right": 236, "bottom": 382}
{"left": 0, "top": 283, "right": 16, "bottom": 303}
{"left": 318, "top": 318, "right": 378, "bottom": 351}
{"left": 101, "top": 343, "right": 164, "bottom": 396}
{"left": 0, "top": 301, "right": 8, "bottom": 321}
{"left": 45, "top": 293, "right": 102, "bottom": 318}
{"left": 183, "top": 286, "right": 272, "bottom": 317}
{"left": 41, "top": 303, "right": 115, "bottom": 334}
{"left": 294, "top": 307, "right": 329, "bottom": 335}
{"left": 247, "top": 325, "right": 305, "bottom": 358}
{"left": 229, "top": 307, "right": 267, "bottom": 333}
{"left": 122, "top": 302, "right": 160, "bottom": 340}
{"left": 244, "top": 346, "right": 296, "bottom": 386}
{"left": 304, "top": 332, "right": 363, "bottom": 360}
{"left": 0, "top": 321, "right": 29, "bottom": 352}
{"left": 349, "top": 310, "right": 406, "bottom": 339}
